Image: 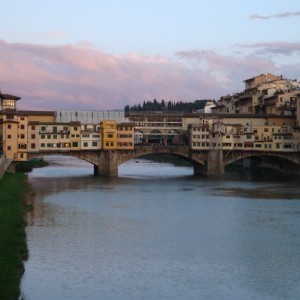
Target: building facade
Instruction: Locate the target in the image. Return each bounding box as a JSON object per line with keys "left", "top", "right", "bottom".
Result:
{"left": 1, "top": 73, "right": 300, "bottom": 162}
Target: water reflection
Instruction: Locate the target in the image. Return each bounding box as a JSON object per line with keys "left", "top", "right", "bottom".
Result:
{"left": 22, "top": 156, "right": 300, "bottom": 300}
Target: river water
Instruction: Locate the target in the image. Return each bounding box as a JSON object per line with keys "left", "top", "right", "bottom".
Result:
{"left": 21, "top": 156, "right": 300, "bottom": 300}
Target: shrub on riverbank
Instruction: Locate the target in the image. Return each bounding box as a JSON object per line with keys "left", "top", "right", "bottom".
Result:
{"left": 16, "top": 157, "right": 49, "bottom": 173}
{"left": 0, "top": 173, "right": 28, "bottom": 300}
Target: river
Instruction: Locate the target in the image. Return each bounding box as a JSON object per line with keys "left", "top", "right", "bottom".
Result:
{"left": 21, "top": 156, "right": 300, "bottom": 300}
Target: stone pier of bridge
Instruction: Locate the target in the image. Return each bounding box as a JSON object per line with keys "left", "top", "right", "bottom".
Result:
{"left": 192, "top": 150, "right": 225, "bottom": 176}
{"left": 89, "top": 148, "right": 225, "bottom": 177}
{"left": 91, "top": 150, "right": 119, "bottom": 177}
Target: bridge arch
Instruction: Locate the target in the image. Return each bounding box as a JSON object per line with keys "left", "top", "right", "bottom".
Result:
{"left": 224, "top": 150, "right": 300, "bottom": 173}
{"left": 27, "top": 151, "right": 103, "bottom": 176}
{"left": 118, "top": 145, "right": 207, "bottom": 176}
{"left": 27, "top": 148, "right": 300, "bottom": 177}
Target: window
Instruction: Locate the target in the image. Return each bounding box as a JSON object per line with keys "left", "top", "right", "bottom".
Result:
{"left": 83, "top": 142, "right": 88, "bottom": 147}
{"left": 53, "top": 135, "right": 57, "bottom": 139}
{"left": 7, "top": 146, "right": 11, "bottom": 150}
{"left": 31, "top": 134, "right": 36, "bottom": 139}
{"left": 47, "top": 135, "right": 51, "bottom": 139}
{"left": 20, "top": 134, "right": 25, "bottom": 139}
{"left": 20, "top": 125, "right": 25, "bottom": 129}
{"left": 41, "top": 143, "right": 45, "bottom": 148}
{"left": 73, "top": 127, "right": 78, "bottom": 131}
{"left": 3, "top": 99, "right": 15, "bottom": 108}
{"left": 7, "top": 125, "right": 11, "bottom": 129}
{"left": 107, "top": 133, "right": 113, "bottom": 138}
{"left": 7, "top": 135, "right": 11, "bottom": 139}
{"left": 31, "top": 126, "right": 36, "bottom": 130}
{"left": 92, "top": 142, "right": 97, "bottom": 147}
{"left": 31, "top": 143, "right": 36, "bottom": 149}
{"left": 72, "top": 142, "right": 78, "bottom": 147}
{"left": 41, "top": 135, "right": 45, "bottom": 139}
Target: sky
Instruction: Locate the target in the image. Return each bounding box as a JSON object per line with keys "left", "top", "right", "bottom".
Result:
{"left": 0, "top": 0, "right": 300, "bottom": 110}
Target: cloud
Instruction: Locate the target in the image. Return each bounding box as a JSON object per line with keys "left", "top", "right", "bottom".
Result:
{"left": 0, "top": 40, "right": 298, "bottom": 111}
{"left": 176, "top": 49, "right": 276, "bottom": 86}
{"left": 235, "top": 42, "right": 300, "bottom": 55}
{"left": 250, "top": 11, "right": 300, "bottom": 20}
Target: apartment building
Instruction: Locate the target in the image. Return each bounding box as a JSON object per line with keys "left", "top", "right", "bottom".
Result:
{"left": 2, "top": 113, "right": 19, "bottom": 160}
{"left": 100, "top": 120, "right": 118, "bottom": 150}
{"left": 189, "top": 115, "right": 300, "bottom": 152}
{"left": 37, "top": 123, "right": 71, "bottom": 152}
{"left": 69, "top": 122, "right": 81, "bottom": 150}
{"left": 81, "top": 124, "right": 102, "bottom": 150}
{"left": 212, "top": 74, "right": 300, "bottom": 116}
{"left": 117, "top": 123, "right": 134, "bottom": 150}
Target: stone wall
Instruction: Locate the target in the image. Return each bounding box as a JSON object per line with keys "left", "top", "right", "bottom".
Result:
{"left": 0, "top": 156, "right": 5, "bottom": 181}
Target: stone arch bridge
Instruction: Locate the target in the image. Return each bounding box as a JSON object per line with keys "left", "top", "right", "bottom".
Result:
{"left": 27, "top": 145, "right": 300, "bottom": 176}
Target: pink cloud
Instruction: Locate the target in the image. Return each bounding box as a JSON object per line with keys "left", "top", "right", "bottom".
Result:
{"left": 175, "top": 49, "right": 277, "bottom": 90}
{"left": 0, "top": 40, "right": 298, "bottom": 111}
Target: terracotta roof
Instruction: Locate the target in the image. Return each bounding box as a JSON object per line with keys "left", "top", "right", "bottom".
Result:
{"left": 0, "top": 93, "right": 21, "bottom": 100}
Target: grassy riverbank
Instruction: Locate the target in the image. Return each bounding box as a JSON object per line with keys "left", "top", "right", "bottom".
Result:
{"left": 0, "top": 173, "right": 28, "bottom": 300}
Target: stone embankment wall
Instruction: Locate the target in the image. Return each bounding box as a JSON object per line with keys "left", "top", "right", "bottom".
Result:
{"left": 0, "top": 155, "right": 5, "bottom": 180}
{"left": 0, "top": 156, "right": 14, "bottom": 181}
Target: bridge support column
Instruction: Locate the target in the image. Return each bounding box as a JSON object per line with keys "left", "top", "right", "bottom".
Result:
{"left": 94, "top": 165, "right": 99, "bottom": 176}
{"left": 94, "top": 150, "right": 118, "bottom": 177}
{"left": 205, "top": 150, "right": 224, "bottom": 176}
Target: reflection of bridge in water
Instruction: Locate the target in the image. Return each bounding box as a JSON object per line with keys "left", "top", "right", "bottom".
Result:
{"left": 27, "top": 144, "right": 300, "bottom": 176}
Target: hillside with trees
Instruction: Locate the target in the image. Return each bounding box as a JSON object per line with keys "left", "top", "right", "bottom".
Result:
{"left": 125, "top": 99, "right": 213, "bottom": 113}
